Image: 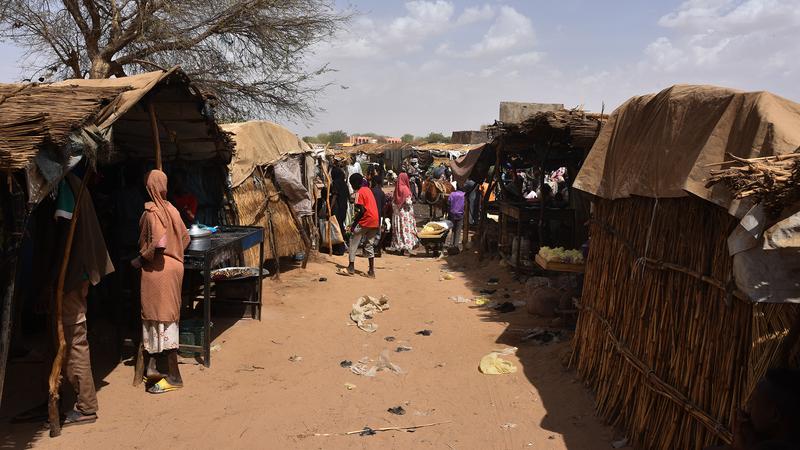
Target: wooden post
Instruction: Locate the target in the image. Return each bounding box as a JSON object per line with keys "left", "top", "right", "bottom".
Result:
{"left": 462, "top": 197, "right": 470, "bottom": 249}
{"left": 148, "top": 101, "right": 162, "bottom": 170}
{"left": 48, "top": 173, "right": 89, "bottom": 437}
{"left": 321, "top": 162, "right": 333, "bottom": 256}
{"left": 478, "top": 142, "right": 502, "bottom": 260}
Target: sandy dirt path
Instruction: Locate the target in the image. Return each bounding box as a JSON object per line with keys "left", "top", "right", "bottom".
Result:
{"left": 4, "top": 252, "right": 616, "bottom": 449}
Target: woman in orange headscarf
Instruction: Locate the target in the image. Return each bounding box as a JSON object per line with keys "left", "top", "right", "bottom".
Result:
{"left": 132, "top": 170, "right": 190, "bottom": 394}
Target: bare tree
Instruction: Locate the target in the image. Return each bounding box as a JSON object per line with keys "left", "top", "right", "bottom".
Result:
{"left": 0, "top": 0, "right": 348, "bottom": 119}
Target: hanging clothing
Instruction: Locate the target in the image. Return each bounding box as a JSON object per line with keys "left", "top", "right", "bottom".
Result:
{"left": 138, "top": 170, "right": 190, "bottom": 327}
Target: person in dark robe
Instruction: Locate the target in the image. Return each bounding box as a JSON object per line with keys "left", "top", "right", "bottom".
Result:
{"left": 329, "top": 167, "right": 350, "bottom": 255}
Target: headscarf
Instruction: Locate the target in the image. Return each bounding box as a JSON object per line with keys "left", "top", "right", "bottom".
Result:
{"left": 349, "top": 173, "right": 364, "bottom": 190}
{"left": 331, "top": 167, "right": 349, "bottom": 197}
{"left": 139, "top": 170, "right": 189, "bottom": 261}
{"left": 393, "top": 172, "right": 412, "bottom": 206}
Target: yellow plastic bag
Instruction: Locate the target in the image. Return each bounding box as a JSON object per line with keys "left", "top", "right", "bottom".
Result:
{"left": 478, "top": 347, "right": 518, "bottom": 375}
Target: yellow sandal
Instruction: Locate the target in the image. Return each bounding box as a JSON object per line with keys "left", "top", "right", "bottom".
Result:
{"left": 147, "top": 378, "right": 182, "bottom": 394}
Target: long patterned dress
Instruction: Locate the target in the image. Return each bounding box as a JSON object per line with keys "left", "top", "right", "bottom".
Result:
{"left": 391, "top": 198, "right": 419, "bottom": 251}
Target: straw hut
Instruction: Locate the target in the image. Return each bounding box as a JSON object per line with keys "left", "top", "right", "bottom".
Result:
{"left": 0, "top": 67, "right": 233, "bottom": 406}
{"left": 570, "top": 85, "right": 800, "bottom": 450}
{"left": 222, "top": 121, "right": 315, "bottom": 268}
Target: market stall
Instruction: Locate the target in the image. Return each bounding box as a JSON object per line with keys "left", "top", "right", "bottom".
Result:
{"left": 461, "top": 109, "right": 605, "bottom": 268}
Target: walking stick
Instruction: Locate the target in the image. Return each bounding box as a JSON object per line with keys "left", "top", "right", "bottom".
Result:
{"left": 48, "top": 172, "right": 89, "bottom": 437}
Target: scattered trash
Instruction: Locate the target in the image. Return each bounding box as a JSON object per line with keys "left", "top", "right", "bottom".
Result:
{"left": 501, "top": 422, "right": 517, "bottom": 430}
{"left": 479, "top": 347, "right": 518, "bottom": 375}
{"left": 235, "top": 365, "right": 265, "bottom": 372}
{"left": 439, "top": 273, "right": 455, "bottom": 281}
{"left": 384, "top": 336, "right": 396, "bottom": 342}
{"left": 288, "top": 355, "right": 303, "bottom": 362}
{"left": 474, "top": 296, "right": 490, "bottom": 306}
{"left": 494, "top": 302, "right": 516, "bottom": 313}
{"left": 449, "top": 296, "right": 469, "bottom": 304}
{"left": 416, "top": 329, "right": 432, "bottom": 336}
{"left": 434, "top": 362, "right": 446, "bottom": 368}
{"left": 340, "top": 360, "right": 353, "bottom": 368}
{"left": 350, "top": 350, "right": 404, "bottom": 377}
{"left": 318, "top": 277, "right": 327, "bottom": 282}
{"left": 487, "top": 277, "right": 499, "bottom": 285}
{"left": 520, "top": 328, "right": 564, "bottom": 345}
{"left": 359, "top": 427, "right": 377, "bottom": 436}
{"left": 395, "top": 345, "right": 413, "bottom": 353}
{"left": 611, "top": 438, "right": 629, "bottom": 448}
{"left": 309, "top": 421, "right": 453, "bottom": 437}
{"left": 350, "top": 294, "right": 391, "bottom": 333}
{"left": 479, "top": 289, "right": 496, "bottom": 295}
{"left": 336, "top": 267, "right": 354, "bottom": 276}
{"left": 270, "top": 339, "right": 283, "bottom": 345}
{"left": 210, "top": 344, "right": 222, "bottom": 352}
{"left": 387, "top": 406, "right": 406, "bottom": 415}
{"left": 344, "top": 383, "right": 357, "bottom": 390}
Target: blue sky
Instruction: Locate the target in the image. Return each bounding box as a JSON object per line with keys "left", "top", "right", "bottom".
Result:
{"left": 2, "top": 0, "right": 799, "bottom": 136}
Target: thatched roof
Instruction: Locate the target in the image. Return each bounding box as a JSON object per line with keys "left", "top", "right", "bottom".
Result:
{"left": 350, "top": 142, "right": 412, "bottom": 155}
{"left": 0, "top": 67, "right": 232, "bottom": 171}
{"left": 0, "top": 84, "right": 128, "bottom": 169}
{"left": 487, "top": 108, "right": 607, "bottom": 151}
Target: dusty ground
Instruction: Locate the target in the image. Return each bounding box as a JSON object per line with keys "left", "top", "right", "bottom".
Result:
{"left": 3, "top": 251, "right": 617, "bottom": 449}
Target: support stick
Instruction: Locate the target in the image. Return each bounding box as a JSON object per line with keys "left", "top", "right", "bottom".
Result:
{"left": 48, "top": 173, "right": 89, "bottom": 437}
{"left": 148, "top": 101, "right": 162, "bottom": 170}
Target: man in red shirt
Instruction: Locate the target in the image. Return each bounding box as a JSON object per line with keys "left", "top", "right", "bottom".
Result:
{"left": 347, "top": 173, "right": 379, "bottom": 278}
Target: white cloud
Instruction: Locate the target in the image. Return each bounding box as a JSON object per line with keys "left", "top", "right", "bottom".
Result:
{"left": 456, "top": 4, "right": 495, "bottom": 26}
{"left": 502, "top": 51, "right": 544, "bottom": 66}
{"left": 466, "top": 6, "right": 535, "bottom": 57}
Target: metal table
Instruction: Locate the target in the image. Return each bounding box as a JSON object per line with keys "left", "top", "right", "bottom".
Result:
{"left": 182, "top": 226, "right": 264, "bottom": 367}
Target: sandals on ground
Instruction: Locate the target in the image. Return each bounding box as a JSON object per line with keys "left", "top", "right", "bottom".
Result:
{"left": 147, "top": 378, "right": 182, "bottom": 394}
{"left": 62, "top": 409, "right": 98, "bottom": 427}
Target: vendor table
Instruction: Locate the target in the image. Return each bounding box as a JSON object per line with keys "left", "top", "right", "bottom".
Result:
{"left": 182, "top": 226, "right": 264, "bottom": 367}
{"left": 497, "top": 201, "right": 576, "bottom": 268}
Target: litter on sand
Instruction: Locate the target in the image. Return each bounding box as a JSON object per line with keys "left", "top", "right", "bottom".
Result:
{"left": 384, "top": 336, "right": 396, "bottom": 342}
{"left": 520, "top": 328, "right": 564, "bottom": 345}
{"left": 288, "top": 355, "right": 303, "bottom": 362}
{"left": 611, "top": 438, "right": 629, "bottom": 448}
{"left": 395, "top": 345, "right": 413, "bottom": 353}
{"left": 350, "top": 294, "right": 390, "bottom": 333}
{"left": 479, "top": 289, "right": 496, "bottom": 295}
{"left": 449, "top": 296, "right": 470, "bottom": 304}
{"left": 415, "top": 329, "right": 432, "bottom": 336}
{"left": 479, "top": 347, "right": 518, "bottom": 375}
{"left": 440, "top": 273, "right": 455, "bottom": 281}
{"left": 501, "top": 423, "right": 518, "bottom": 430}
{"left": 387, "top": 406, "right": 406, "bottom": 415}
{"left": 307, "top": 421, "right": 453, "bottom": 437}
{"left": 340, "top": 360, "right": 353, "bottom": 368}
{"left": 494, "top": 302, "right": 516, "bottom": 313}
{"left": 350, "top": 350, "right": 404, "bottom": 377}
{"left": 474, "top": 296, "right": 490, "bottom": 306}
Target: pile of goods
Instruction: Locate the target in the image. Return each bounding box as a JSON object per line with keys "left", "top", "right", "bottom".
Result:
{"left": 418, "top": 221, "right": 451, "bottom": 239}
{"left": 537, "top": 246, "right": 584, "bottom": 264}
{"left": 210, "top": 267, "right": 263, "bottom": 281}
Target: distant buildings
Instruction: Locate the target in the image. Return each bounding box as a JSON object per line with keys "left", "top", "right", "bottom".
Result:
{"left": 350, "top": 135, "right": 401, "bottom": 144}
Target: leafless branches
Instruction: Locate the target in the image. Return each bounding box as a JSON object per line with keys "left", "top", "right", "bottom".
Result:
{"left": 1, "top": 0, "right": 348, "bottom": 120}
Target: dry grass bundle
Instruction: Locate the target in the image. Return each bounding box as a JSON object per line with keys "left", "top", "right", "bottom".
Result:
{"left": 571, "top": 196, "right": 800, "bottom": 450}
{"left": 232, "top": 171, "right": 305, "bottom": 265}
{"left": 0, "top": 114, "right": 48, "bottom": 169}
{"left": 487, "top": 109, "right": 607, "bottom": 150}
{"left": 0, "top": 83, "right": 128, "bottom": 169}
{"left": 707, "top": 153, "right": 800, "bottom": 218}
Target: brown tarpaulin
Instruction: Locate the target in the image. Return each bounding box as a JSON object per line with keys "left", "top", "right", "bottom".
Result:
{"left": 222, "top": 121, "right": 310, "bottom": 188}
{"left": 573, "top": 85, "right": 800, "bottom": 216}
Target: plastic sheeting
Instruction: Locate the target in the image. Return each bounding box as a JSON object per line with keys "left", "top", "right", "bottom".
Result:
{"left": 273, "top": 156, "right": 313, "bottom": 217}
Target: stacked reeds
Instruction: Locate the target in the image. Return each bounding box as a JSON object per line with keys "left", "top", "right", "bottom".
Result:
{"left": 707, "top": 153, "right": 800, "bottom": 218}
{"left": 231, "top": 169, "right": 305, "bottom": 265}
{"left": 0, "top": 84, "right": 128, "bottom": 170}
{"left": 571, "top": 196, "right": 800, "bottom": 450}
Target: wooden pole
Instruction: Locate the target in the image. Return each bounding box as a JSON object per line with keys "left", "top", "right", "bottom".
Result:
{"left": 462, "top": 196, "right": 470, "bottom": 249}
{"left": 148, "top": 101, "right": 162, "bottom": 170}
{"left": 321, "top": 156, "right": 333, "bottom": 256}
{"left": 48, "top": 173, "right": 89, "bottom": 437}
